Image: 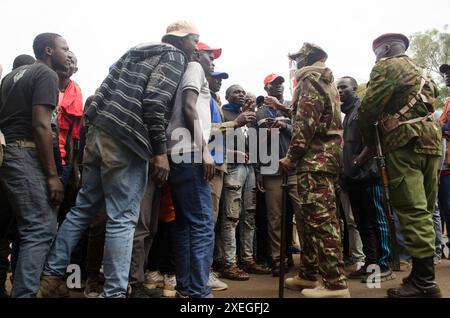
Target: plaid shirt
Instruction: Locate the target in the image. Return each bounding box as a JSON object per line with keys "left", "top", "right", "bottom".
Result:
{"left": 86, "top": 43, "right": 187, "bottom": 160}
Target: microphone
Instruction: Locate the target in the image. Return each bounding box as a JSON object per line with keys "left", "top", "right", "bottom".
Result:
{"left": 256, "top": 95, "right": 265, "bottom": 106}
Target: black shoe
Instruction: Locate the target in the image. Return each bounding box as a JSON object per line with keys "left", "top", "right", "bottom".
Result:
{"left": 347, "top": 265, "right": 367, "bottom": 279}
{"left": 129, "top": 283, "right": 161, "bottom": 298}
{"left": 388, "top": 257, "right": 441, "bottom": 298}
{"left": 387, "top": 281, "right": 442, "bottom": 298}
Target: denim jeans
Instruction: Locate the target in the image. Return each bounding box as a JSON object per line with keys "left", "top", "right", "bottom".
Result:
{"left": 43, "top": 126, "right": 148, "bottom": 297}
{"left": 221, "top": 164, "right": 256, "bottom": 266}
{"left": 169, "top": 161, "right": 214, "bottom": 298}
{"left": 0, "top": 144, "right": 59, "bottom": 297}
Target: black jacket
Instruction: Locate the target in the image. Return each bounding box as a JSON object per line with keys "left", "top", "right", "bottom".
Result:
{"left": 341, "top": 96, "right": 378, "bottom": 188}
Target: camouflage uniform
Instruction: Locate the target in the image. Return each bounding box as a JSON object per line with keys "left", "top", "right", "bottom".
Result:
{"left": 358, "top": 54, "right": 441, "bottom": 259}
{"left": 286, "top": 43, "right": 347, "bottom": 290}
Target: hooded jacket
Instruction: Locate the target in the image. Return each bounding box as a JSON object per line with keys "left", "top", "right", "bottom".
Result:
{"left": 286, "top": 61, "right": 343, "bottom": 174}
{"left": 85, "top": 43, "right": 187, "bottom": 161}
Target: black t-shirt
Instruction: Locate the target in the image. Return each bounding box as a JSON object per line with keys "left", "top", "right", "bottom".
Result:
{"left": 0, "top": 63, "right": 59, "bottom": 143}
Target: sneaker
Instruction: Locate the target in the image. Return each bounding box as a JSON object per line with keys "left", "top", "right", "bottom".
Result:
{"left": 129, "top": 283, "right": 161, "bottom": 298}
{"left": 285, "top": 275, "right": 320, "bottom": 291}
{"left": 361, "top": 269, "right": 396, "bottom": 283}
{"left": 144, "top": 270, "right": 164, "bottom": 289}
{"left": 240, "top": 261, "right": 271, "bottom": 274}
{"left": 175, "top": 290, "right": 190, "bottom": 298}
{"left": 344, "top": 261, "right": 365, "bottom": 273}
{"left": 84, "top": 279, "right": 102, "bottom": 298}
{"left": 347, "top": 264, "right": 367, "bottom": 279}
{"left": 163, "top": 274, "right": 177, "bottom": 298}
{"left": 301, "top": 286, "right": 350, "bottom": 298}
{"left": 207, "top": 272, "right": 228, "bottom": 291}
{"left": 222, "top": 264, "right": 250, "bottom": 281}
{"left": 37, "top": 275, "right": 70, "bottom": 298}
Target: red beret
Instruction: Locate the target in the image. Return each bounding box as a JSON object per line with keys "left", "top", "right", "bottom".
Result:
{"left": 372, "top": 33, "right": 409, "bottom": 51}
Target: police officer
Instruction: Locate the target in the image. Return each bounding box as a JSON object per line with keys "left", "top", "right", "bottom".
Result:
{"left": 358, "top": 33, "right": 442, "bottom": 298}
{"left": 280, "top": 43, "right": 349, "bottom": 298}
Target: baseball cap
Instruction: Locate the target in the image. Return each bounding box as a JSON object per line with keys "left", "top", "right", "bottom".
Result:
{"left": 263, "top": 73, "right": 285, "bottom": 86}
{"left": 164, "top": 21, "right": 199, "bottom": 37}
{"left": 288, "top": 42, "right": 328, "bottom": 61}
{"left": 210, "top": 71, "right": 229, "bottom": 79}
{"left": 197, "top": 42, "right": 222, "bottom": 59}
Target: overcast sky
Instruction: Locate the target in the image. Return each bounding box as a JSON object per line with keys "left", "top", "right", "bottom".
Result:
{"left": 1, "top": 0, "right": 449, "bottom": 102}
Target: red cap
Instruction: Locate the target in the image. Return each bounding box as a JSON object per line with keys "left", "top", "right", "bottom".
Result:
{"left": 263, "top": 73, "right": 285, "bottom": 86}
{"left": 197, "top": 42, "right": 222, "bottom": 59}
{"left": 372, "top": 33, "right": 409, "bottom": 51}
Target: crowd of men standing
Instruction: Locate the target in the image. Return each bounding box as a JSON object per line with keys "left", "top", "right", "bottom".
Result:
{"left": 0, "top": 20, "right": 448, "bottom": 298}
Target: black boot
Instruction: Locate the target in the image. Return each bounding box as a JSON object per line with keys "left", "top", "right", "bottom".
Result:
{"left": 401, "top": 266, "right": 415, "bottom": 285}
{"left": 388, "top": 257, "right": 441, "bottom": 298}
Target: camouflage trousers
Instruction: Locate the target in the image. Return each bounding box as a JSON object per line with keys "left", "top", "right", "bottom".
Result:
{"left": 295, "top": 172, "right": 347, "bottom": 289}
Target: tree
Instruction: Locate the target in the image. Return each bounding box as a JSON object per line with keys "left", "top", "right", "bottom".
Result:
{"left": 410, "top": 26, "right": 450, "bottom": 75}
{"left": 409, "top": 26, "right": 450, "bottom": 108}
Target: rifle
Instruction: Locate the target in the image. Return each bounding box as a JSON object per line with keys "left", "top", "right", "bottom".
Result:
{"left": 374, "top": 122, "right": 400, "bottom": 271}
{"left": 278, "top": 172, "right": 288, "bottom": 298}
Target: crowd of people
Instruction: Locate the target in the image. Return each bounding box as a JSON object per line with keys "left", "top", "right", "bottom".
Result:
{"left": 0, "top": 20, "right": 449, "bottom": 299}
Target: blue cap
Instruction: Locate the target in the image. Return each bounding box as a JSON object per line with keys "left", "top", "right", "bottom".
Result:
{"left": 210, "top": 71, "right": 229, "bottom": 79}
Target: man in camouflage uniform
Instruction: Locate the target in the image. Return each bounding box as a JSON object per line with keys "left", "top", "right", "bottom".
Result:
{"left": 358, "top": 33, "right": 442, "bottom": 298}
{"left": 280, "top": 43, "right": 349, "bottom": 298}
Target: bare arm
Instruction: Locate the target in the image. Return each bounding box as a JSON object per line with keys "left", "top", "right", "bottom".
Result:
{"left": 32, "top": 105, "right": 64, "bottom": 207}
{"left": 182, "top": 89, "right": 215, "bottom": 180}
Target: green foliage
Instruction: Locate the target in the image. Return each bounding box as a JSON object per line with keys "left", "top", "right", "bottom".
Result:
{"left": 356, "top": 83, "right": 368, "bottom": 99}
{"left": 409, "top": 26, "right": 450, "bottom": 109}
{"left": 409, "top": 26, "right": 450, "bottom": 75}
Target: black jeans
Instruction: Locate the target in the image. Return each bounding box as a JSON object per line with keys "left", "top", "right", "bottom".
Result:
{"left": 0, "top": 186, "right": 14, "bottom": 285}
{"left": 85, "top": 208, "right": 107, "bottom": 280}
{"left": 147, "top": 221, "right": 175, "bottom": 275}
{"left": 348, "top": 181, "right": 391, "bottom": 269}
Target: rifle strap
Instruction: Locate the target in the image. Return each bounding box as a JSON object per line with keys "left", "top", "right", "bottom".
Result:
{"left": 393, "top": 59, "right": 431, "bottom": 120}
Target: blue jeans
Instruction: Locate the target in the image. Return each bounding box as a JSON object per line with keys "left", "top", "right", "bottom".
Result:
{"left": 0, "top": 144, "right": 58, "bottom": 297}
{"left": 169, "top": 161, "right": 214, "bottom": 298}
{"left": 43, "top": 126, "right": 148, "bottom": 297}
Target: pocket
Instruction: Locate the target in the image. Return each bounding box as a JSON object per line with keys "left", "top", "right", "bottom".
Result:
{"left": 388, "top": 175, "right": 412, "bottom": 208}
{"left": 389, "top": 176, "right": 404, "bottom": 190}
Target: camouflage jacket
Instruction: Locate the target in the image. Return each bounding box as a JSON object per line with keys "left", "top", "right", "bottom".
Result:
{"left": 358, "top": 54, "right": 441, "bottom": 155}
{"left": 286, "top": 61, "right": 343, "bottom": 174}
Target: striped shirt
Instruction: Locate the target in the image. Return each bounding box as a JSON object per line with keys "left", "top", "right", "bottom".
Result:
{"left": 86, "top": 43, "right": 187, "bottom": 160}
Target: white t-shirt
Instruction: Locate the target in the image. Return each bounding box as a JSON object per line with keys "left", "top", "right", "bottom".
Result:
{"left": 166, "top": 62, "right": 211, "bottom": 155}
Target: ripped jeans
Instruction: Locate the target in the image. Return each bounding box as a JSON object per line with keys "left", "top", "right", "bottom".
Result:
{"left": 220, "top": 164, "right": 256, "bottom": 267}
